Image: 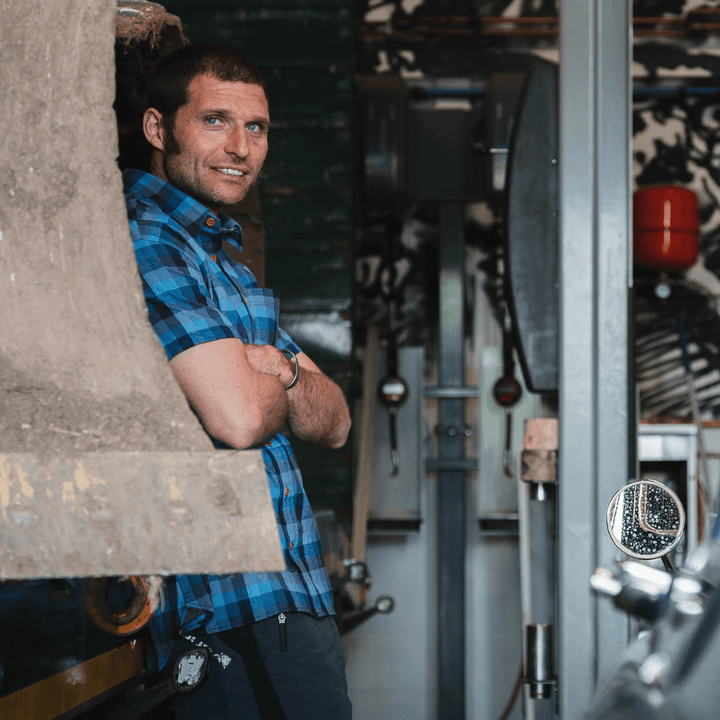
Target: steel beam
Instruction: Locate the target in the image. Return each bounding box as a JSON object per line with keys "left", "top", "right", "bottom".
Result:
{"left": 557, "top": 0, "right": 632, "bottom": 716}
{"left": 438, "top": 204, "right": 466, "bottom": 720}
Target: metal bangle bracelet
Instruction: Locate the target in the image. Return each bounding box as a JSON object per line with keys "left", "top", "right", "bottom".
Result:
{"left": 281, "top": 349, "right": 300, "bottom": 390}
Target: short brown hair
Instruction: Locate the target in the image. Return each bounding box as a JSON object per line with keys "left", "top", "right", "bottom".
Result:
{"left": 146, "top": 42, "right": 266, "bottom": 123}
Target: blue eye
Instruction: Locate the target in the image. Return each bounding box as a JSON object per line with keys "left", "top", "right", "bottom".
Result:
{"left": 247, "top": 123, "right": 261, "bottom": 132}
{"left": 206, "top": 117, "right": 220, "bottom": 125}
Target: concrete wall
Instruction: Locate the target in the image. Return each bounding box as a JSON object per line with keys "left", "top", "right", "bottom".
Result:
{"left": 0, "top": 0, "right": 209, "bottom": 454}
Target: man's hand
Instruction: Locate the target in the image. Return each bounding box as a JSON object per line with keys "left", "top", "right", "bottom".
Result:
{"left": 170, "top": 338, "right": 350, "bottom": 451}
{"left": 285, "top": 353, "right": 351, "bottom": 449}
{"left": 243, "top": 344, "right": 296, "bottom": 388}
{"left": 245, "top": 344, "right": 351, "bottom": 449}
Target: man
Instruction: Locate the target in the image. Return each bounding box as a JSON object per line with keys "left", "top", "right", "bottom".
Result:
{"left": 122, "top": 42, "right": 353, "bottom": 719}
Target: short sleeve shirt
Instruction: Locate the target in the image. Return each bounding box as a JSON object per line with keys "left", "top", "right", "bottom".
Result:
{"left": 123, "top": 169, "right": 335, "bottom": 671}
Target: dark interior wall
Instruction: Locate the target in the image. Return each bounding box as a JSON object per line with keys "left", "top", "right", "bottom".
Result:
{"left": 156, "top": 0, "right": 355, "bottom": 515}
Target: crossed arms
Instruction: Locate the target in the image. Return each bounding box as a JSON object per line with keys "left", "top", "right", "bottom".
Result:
{"left": 169, "top": 337, "right": 351, "bottom": 450}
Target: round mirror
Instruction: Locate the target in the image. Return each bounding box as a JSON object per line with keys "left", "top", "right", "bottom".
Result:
{"left": 606, "top": 480, "right": 685, "bottom": 560}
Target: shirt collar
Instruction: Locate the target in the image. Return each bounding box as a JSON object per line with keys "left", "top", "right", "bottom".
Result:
{"left": 123, "top": 169, "right": 243, "bottom": 252}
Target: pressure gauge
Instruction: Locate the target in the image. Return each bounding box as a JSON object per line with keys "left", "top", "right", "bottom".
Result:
{"left": 492, "top": 375, "right": 523, "bottom": 408}
{"left": 379, "top": 376, "right": 408, "bottom": 407}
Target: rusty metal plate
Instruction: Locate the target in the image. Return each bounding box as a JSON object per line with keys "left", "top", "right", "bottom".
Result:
{"left": 0, "top": 451, "right": 285, "bottom": 579}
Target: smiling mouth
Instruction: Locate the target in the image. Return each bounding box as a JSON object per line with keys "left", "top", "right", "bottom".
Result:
{"left": 217, "top": 168, "right": 246, "bottom": 177}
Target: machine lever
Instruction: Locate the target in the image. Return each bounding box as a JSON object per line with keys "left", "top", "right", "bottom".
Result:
{"left": 493, "top": 301, "right": 523, "bottom": 478}
{"left": 389, "top": 406, "right": 400, "bottom": 475}
{"left": 379, "top": 375, "right": 408, "bottom": 477}
{"left": 503, "top": 407, "right": 514, "bottom": 478}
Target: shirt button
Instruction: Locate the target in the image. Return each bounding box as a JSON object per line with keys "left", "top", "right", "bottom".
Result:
{"left": 266, "top": 440, "right": 272, "bottom": 447}
{"left": 211, "top": 254, "right": 217, "bottom": 263}
{"left": 206, "top": 217, "right": 216, "bottom": 227}
{"left": 284, "top": 487, "right": 289, "bottom": 497}
{"left": 289, "top": 540, "right": 294, "bottom": 550}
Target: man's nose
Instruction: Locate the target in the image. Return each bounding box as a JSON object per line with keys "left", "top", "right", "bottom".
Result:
{"left": 226, "top": 127, "right": 249, "bottom": 158}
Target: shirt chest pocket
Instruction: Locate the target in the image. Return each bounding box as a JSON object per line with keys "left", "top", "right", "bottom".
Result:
{"left": 208, "top": 263, "right": 279, "bottom": 346}
{"left": 214, "top": 287, "right": 279, "bottom": 347}
{"left": 243, "top": 287, "right": 280, "bottom": 346}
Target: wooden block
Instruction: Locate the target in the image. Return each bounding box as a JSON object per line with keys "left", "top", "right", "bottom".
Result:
{"left": 523, "top": 418, "right": 559, "bottom": 451}
{"left": 521, "top": 450, "right": 558, "bottom": 482}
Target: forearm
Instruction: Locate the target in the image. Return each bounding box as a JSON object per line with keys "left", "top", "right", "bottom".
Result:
{"left": 244, "top": 344, "right": 351, "bottom": 448}
{"left": 215, "top": 373, "right": 288, "bottom": 448}
{"left": 170, "top": 340, "right": 289, "bottom": 449}
{"left": 286, "top": 368, "right": 351, "bottom": 448}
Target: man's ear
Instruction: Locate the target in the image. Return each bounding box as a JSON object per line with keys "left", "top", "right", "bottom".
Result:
{"left": 143, "top": 108, "right": 166, "bottom": 152}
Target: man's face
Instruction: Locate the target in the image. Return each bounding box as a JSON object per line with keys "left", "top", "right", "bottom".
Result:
{"left": 154, "top": 74, "right": 269, "bottom": 212}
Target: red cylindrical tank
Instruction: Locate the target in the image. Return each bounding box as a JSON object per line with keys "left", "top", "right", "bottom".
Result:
{"left": 633, "top": 186, "right": 699, "bottom": 270}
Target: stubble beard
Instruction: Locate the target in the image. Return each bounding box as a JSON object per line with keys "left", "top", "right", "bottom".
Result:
{"left": 161, "top": 120, "right": 251, "bottom": 210}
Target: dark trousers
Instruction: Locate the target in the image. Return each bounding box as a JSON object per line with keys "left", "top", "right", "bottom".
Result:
{"left": 170, "top": 613, "right": 352, "bottom": 720}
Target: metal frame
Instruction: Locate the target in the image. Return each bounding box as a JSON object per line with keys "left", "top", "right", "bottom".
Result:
{"left": 558, "top": 0, "right": 632, "bottom": 716}
{"left": 638, "top": 424, "right": 699, "bottom": 556}
{"left": 437, "top": 204, "right": 467, "bottom": 720}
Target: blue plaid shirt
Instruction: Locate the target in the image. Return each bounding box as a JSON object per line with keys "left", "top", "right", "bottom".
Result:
{"left": 123, "top": 169, "right": 335, "bottom": 670}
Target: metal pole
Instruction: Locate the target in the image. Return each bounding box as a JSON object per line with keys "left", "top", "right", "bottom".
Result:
{"left": 558, "top": 0, "right": 632, "bottom": 716}
{"left": 438, "top": 203, "right": 466, "bottom": 720}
